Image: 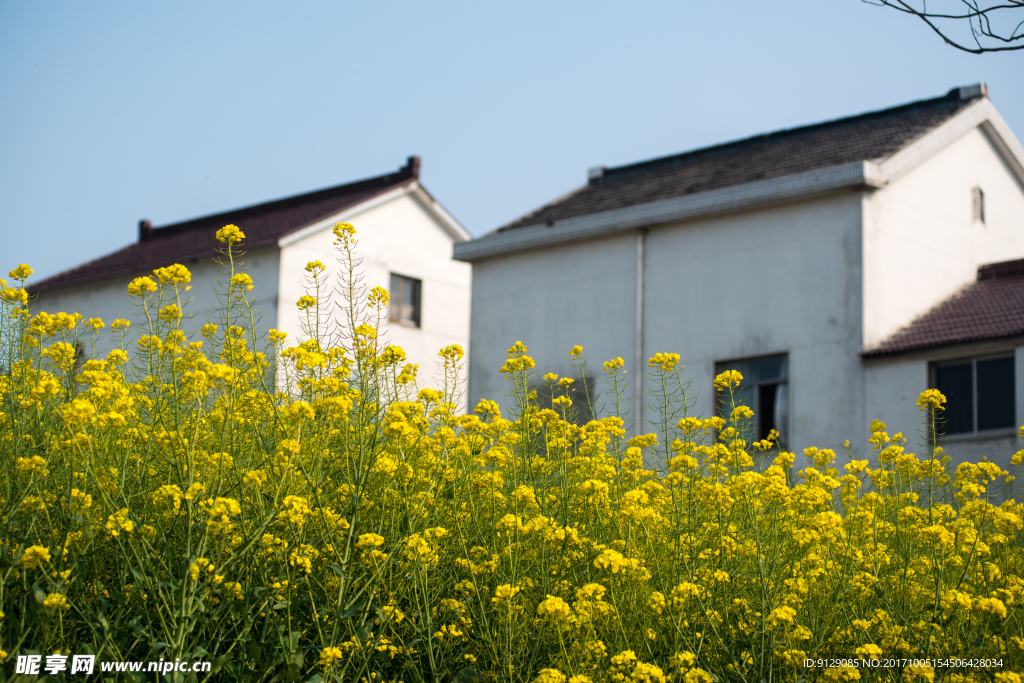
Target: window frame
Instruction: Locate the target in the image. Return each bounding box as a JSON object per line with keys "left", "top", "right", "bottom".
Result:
{"left": 714, "top": 352, "right": 790, "bottom": 445}
{"left": 971, "top": 186, "right": 985, "bottom": 224}
{"left": 929, "top": 352, "right": 1016, "bottom": 439}
{"left": 389, "top": 272, "right": 422, "bottom": 328}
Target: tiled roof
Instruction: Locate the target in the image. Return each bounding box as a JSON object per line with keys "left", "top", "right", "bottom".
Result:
{"left": 863, "top": 258, "right": 1024, "bottom": 358}
{"left": 498, "top": 88, "right": 982, "bottom": 232}
{"left": 30, "top": 157, "right": 421, "bottom": 294}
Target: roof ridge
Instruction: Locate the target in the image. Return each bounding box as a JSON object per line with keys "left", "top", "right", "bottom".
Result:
{"left": 29, "top": 157, "right": 422, "bottom": 295}
{"left": 595, "top": 89, "right": 978, "bottom": 184}
{"left": 143, "top": 157, "right": 419, "bottom": 241}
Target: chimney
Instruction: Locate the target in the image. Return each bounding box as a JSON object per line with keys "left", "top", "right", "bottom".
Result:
{"left": 404, "top": 156, "right": 421, "bottom": 179}
{"left": 139, "top": 219, "right": 153, "bottom": 242}
{"left": 588, "top": 166, "right": 606, "bottom": 182}
{"left": 952, "top": 83, "right": 987, "bottom": 100}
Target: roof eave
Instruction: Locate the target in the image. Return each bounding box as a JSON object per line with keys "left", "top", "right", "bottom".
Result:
{"left": 457, "top": 94, "right": 1024, "bottom": 263}
{"left": 453, "top": 160, "right": 884, "bottom": 262}
{"left": 861, "top": 332, "right": 1024, "bottom": 362}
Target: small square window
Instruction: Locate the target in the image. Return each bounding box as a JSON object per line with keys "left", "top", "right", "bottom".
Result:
{"left": 931, "top": 354, "right": 1014, "bottom": 435}
{"left": 715, "top": 353, "right": 788, "bottom": 445}
{"left": 389, "top": 273, "right": 421, "bottom": 327}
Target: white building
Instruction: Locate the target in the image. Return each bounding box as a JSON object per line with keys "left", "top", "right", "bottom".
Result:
{"left": 455, "top": 85, "right": 1024, "bottom": 468}
{"left": 31, "top": 157, "right": 473, "bottom": 401}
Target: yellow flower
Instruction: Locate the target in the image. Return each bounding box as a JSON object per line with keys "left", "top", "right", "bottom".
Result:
{"left": 153, "top": 263, "right": 191, "bottom": 285}
{"left": 9, "top": 264, "right": 33, "bottom": 280}
{"left": 296, "top": 295, "right": 317, "bottom": 310}
{"left": 332, "top": 221, "right": 356, "bottom": 244}
{"left": 281, "top": 496, "right": 311, "bottom": 526}
{"left": 16, "top": 456, "right": 50, "bottom": 477}
{"left": 603, "top": 356, "right": 625, "bottom": 374}
{"left": 105, "top": 508, "right": 135, "bottom": 536}
{"left": 305, "top": 260, "right": 325, "bottom": 273}
{"left": 714, "top": 370, "right": 743, "bottom": 390}
{"left": 319, "top": 646, "right": 345, "bottom": 667}
{"left": 648, "top": 352, "right": 681, "bottom": 371}
{"left": 127, "top": 276, "right": 158, "bottom": 297}
{"left": 536, "top": 595, "right": 574, "bottom": 626}
{"left": 916, "top": 389, "right": 946, "bottom": 410}
{"left": 357, "top": 533, "right": 385, "bottom": 549}
{"left": 62, "top": 398, "right": 96, "bottom": 426}
{"left": 21, "top": 545, "right": 51, "bottom": 570}
{"left": 768, "top": 605, "right": 797, "bottom": 627}
{"left": 215, "top": 224, "right": 245, "bottom": 244}
{"left": 534, "top": 670, "right": 566, "bottom": 683}
{"left": 975, "top": 597, "right": 1008, "bottom": 619}
{"left": 491, "top": 584, "right": 521, "bottom": 605}
{"left": 439, "top": 343, "right": 464, "bottom": 364}
{"left": 594, "top": 548, "right": 627, "bottom": 573}
{"left": 230, "top": 273, "right": 254, "bottom": 292}
{"left": 730, "top": 405, "right": 754, "bottom": 421}
{"left": 43, "top": 593, "right": 70, "bottom": 611}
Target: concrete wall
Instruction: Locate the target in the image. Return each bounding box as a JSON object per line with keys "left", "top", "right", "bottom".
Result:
{"left": 642, "top": 193, "right": 864, "bottom": 452}
{"left": 863, "top": 126, "right": 1024, "bottom": 349}
{"left": 468, "top": 192, "right": 866, "bottom": 454}
{"left": 278, "top": 192, "right": 471, "bottom": 407}
{"left": 467, "top": 232, "right": 638, "bottom": 417}
{"left": 864, "top": 343, "right": 1023, "bottom": 472}
{"left": 31, "top": 246, "right": 281, "bottom": 357}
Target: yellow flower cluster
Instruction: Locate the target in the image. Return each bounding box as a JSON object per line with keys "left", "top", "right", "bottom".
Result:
{"left": 1, "top": 234, "right": 1021, "bottom": 682}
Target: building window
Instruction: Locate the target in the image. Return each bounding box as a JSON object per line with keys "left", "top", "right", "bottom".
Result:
{"left": 715, "top": 353, "right": 788, "bottom": 444}
{"left": 932, "top": 354, "right": 1014, "bottom": 435}
{"left": 389, "top": 273, "right": 421, "bottom": 327}
{"left": 972, "top": 186, "right": 985, "bottom": 223}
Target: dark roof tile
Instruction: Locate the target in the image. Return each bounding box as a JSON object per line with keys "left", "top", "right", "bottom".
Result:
{"left": 499, "top": 89, "right": 980, "bottom": 232}
{"left": 30, "top": 158, "right": 421, "bottom": 294}
{"left": 863, "top": 258, "right": 1024, "bottom": 357}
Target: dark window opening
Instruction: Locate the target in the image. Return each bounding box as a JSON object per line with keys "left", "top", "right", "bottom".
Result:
{"left": 715, "top": 353, "right": 789, "bottom": 445}
{"left": 936, "top": 362, "right": 973, "bottom": 434}
{"left": 389, "top": 273, "right": 421, "bottom": 328}
{"left": 972, "top": 186, "right": 985, "bottom": 223}
{"left": 977, "top": 356, "right": 1014, "bottom": 431}
{"left": 932, "top": 354, "right": 1014, "bottom": 436}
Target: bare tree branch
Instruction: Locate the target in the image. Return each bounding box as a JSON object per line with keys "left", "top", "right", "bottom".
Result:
{"left": 863, "top": 0, "right": 1024, "bottom": 52}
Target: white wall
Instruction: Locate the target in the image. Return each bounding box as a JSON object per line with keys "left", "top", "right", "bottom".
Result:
{"left": 642, "top": 193, "right": 865, "bottom": 453}
{"left": 278, "top": 191, "right": 471, "bottom": 407}
{"left": 467, "top": 232, "right": 638, "bottom": 420}
{"left": 863, "top": 126, "right": 1024, "bottom": 349}
{"left": 468, "top": 192, "right": 866, "bottom": 456}
{"left": 31, "top": 246, "right": 281, "bottom": 358}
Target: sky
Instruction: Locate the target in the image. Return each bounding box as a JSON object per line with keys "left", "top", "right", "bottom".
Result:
{"left": 1, "top": 1, "right": 1021, "bottom": 281}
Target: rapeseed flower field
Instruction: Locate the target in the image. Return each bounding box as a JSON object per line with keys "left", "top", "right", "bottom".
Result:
{"left": 0, "top": 223, "right": 1021, "bottom": 682}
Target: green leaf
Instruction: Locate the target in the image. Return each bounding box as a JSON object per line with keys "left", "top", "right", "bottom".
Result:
{"left": 325, "top": 564, "right": 349, "bottom": 578}
{"left": 211, "top": 653, "right": 232, "bottom": 673}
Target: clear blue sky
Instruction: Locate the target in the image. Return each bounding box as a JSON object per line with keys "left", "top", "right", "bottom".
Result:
{"left": 2, "top": 1, "right": 1021, "bottom": 280}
